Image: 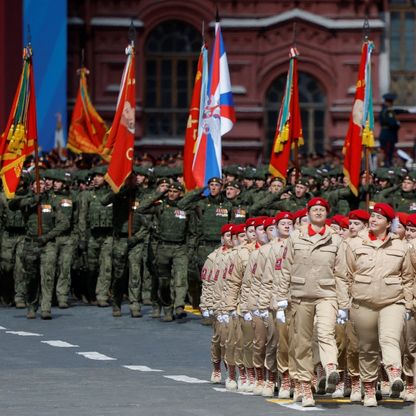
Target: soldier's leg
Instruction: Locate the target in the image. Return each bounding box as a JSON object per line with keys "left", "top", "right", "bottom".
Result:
{"left": 87, "top": 235, "right": 100, "bottom": 303}
{"left": 171, "top": 245, "right": 188, "bottom": 311}
{"left": 24, "top": 240, "right": 41, "bottom": 315}
{"left": 39, "top": 241, "right": 58, "bottom": 317}
{"left": 111, "top": 237, "right": 128, "bottom": 313}
{"left": 155, "top": 244, "right": 173, "bottom": 321}
{"left": 252, "top": 315, "right": 268, "bottom": 394}
{"left": 403, "top": 317, "right": 416, "bottom": 401}
{"left": 55, "top": 237, "right": 75, "bottom": 307}
{"left": 128, "top": 241, "right": 145, "bottom": 315}
{"left": 96, "top": 235, "right": 113, "bottom": 304}
{"left": 14, "top": 236, "right": 26, "bottom": 306}
{"left": 0, "top": 233, "right": 17, "bottom": 305}
{"left": 141, "top": 240, "right": 152, "bottom": 304}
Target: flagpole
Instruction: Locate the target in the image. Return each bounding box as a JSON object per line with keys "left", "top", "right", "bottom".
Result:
{"left": 26, "top": 26, "right": 43, "bottom": 236}
{"left": 291, "top": 22, "right": 300, "bottom": 182}
{"left": 363, "top": 16, "right": 370, "bottom": 211}
{"left": 127, "top": 19, "right": 136, "bottom": 238}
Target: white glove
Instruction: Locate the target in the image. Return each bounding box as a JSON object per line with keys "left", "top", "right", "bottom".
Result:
{"left": 243, "top": 312, "right": 252, "bottom": 321}
{"left": 259, "top": 310, "right": 269, "bottom": 319}
{"left": 337, "top": 309, "right": 348, "bottom": 325}
{"left": 277, "top": 300, "right": 288, "bottom": 311}
{"left": 216, "top": 314, "right": 224, "bottom": 323}
{"left": 230, "top": 310, "right": 237, "bottom": 318}
{"left": 202, "top": 310, "right": 210, "bottom": 318}
{"left": 252, "top": 309, "right": 260, "bottom": 317}
{"left": 209, "top": 310, "right": 214, "bottom": 316}
{"left": 276, "top": 310, "right": 286, "bottom": 324}
{"left": 405, "top": 310, "right": 413, "bottom": 321}
{"left": 222, "top": 314, "right": 230, "bottom": 324}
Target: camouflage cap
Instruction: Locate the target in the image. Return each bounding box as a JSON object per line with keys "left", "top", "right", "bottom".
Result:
{"left": 169, "top": 182, "right": 184, "bottom": 192}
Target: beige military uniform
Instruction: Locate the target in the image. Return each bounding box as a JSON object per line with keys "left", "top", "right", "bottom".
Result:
{"left": 346, "top": 230, "right": 414, "bottom": 382}
{"left": 277, "top": 224, "right": 349, "bottom": 382}
{"left": 199, "top": 247, "right": 221, "bottom": 313}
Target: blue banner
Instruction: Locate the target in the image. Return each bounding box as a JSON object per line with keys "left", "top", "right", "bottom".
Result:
{"left": 23, "top": 0, "right": 67, "bottom": 152}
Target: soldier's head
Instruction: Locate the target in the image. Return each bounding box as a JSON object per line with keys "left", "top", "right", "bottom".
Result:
{"left": 307, "top": 198, "right": 330, "bottom": 227}
{"left": 287, "top": 168, "right": 298, "bottom": 186}
{"left": 208, "top": 177, "right": 222, "bottom": 197}
{"left": 275, "top": 212, "right": 293, "bottom": 238}
{"left": 30, "top": 177, "right": 46, "bottom": 194}
{"left": 245, "top": 218, "right": 257, "bottom": 243}
{"left": 370, "top": 203, "right": 395, "bottom": 236}
{"left": 264, "top": 217, "right": 277, "bottom": 240}
{"left": 401, "top": 174, "right": 415, "bottom": 193}
{"left": 167, "top": 182, "right": 183, "bottom": 201}
{"left": 293, "top": 208, "right": 308, "bottom": 230}
{"left": 394, "top": 212, "right": 408, "bottom": 240}
{"left": 225, "top": 181, "right": 241, "bottom": 200}
{"left": 93, "top": 173, "right": 105, "bottom": 188}
{"left": 157, "top": 178, "right": 170, "bottom": 193}
{"left": 405, "top": 214, "right": 416, "bottom": 241}
{"left": 43, "top": 170, "right": 54, "bottom": 191}
{"left": 382, "top": 92, "right": 397, "bottom": 106}
{"left": 269, "top": 177, "right": 284, "bottom": 194}
{"left": 348, "top": 210, "right": 369, "bottom": 237}
{"left": 220, "top": 223, "right": 234, "bottom": 248}
{"left": 251, "top": 217, "right": 269, "bottom": 245}
{"left": 295, "top": 178, "right": 308, "bottom": 198}
{"left": 231, "top": 224, "right": 247, "bottom": 246}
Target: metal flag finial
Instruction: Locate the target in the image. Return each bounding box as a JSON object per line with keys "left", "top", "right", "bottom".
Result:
{"left": 363, "top": 15, "right": 370, "bottom": 41}
{"left": 128, "top": 19, "right": 136, "bottom": 44}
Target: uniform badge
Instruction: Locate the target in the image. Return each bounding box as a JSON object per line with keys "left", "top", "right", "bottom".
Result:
{"left": 228, "top": 264, "right": 234, "bottom": 274}
{"left": 174, "top": 209, "right": 186, "bottom": 219}
{"left": 60, "top": 199, "right": 72, "bottom": 208}
{"left": 275, "top": 258, "right": 282, "bottom": 270}
{"left": 251, "top": 263, "right": 257, "bottom": 274}
{"left": 41, "top": 204, "right": 52, "bottom": 213}
{"left": 201, "top": 268, "right": 207, "bottom": 280}
{"left": 234, "top": 208, "right": 246, "bottom": 218}
{"left": 216, "top": 208, "right": 228, "bottom": 217}
{"left": 214, "top": 270, "right": 220, "bottom": 281}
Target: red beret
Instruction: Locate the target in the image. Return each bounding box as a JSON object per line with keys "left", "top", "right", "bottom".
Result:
{"left": 231, "top": 223, "right": 246, "bottom": 235}
{"left": 307, "top": 197, "right": 330, "bottom": 212}
{"left": 263, "top": 217, "right": 277, "bottom": 229}
{"left": 275, "top": 211, "right": 293, "bottom": 223}
{"left": 331, "top": 214, "right": 349, "bottom": 229}
{"left": 373, "top": 203, "right": 395, "bottom": 221}
{"left": 253, "top": 216, "right": 268, "bottom": 228}
{"left": 293, "top": 208, "right": 308, "bottom": 221}
{"left": 349, "top": 209, "right": 370, "bottom": 222}
{"left": 407, "top": 213, "right": 416, "bottom": 227}
{"left": 245, "top": 217, "right": 256, "bottom": 227}
{"left": 396, "top": 212, "right": 409, "bottom": 227}
{"left": 221, "top": 223, "right": 234, "bottom": 235}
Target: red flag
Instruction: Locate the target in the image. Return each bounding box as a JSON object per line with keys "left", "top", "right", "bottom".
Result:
{"left": 343, "top": 43, "right": 368, "bottom": 196}
{"left": 0, "top": 46, "right": 37, "bottom": 198}
{"left": 183, "top": 46, "right": 205, "bottom": 190}
{"left": 103, "top": 44, "right": 135, "bottom": 192}
{"left": 269, "top": 48, "right": 303, "bottom": 180}
{"left": 67, "top": 67, "right": 108, "bottom": 155}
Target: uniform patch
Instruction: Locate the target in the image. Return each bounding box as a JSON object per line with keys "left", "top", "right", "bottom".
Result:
{"left": 275, "top": 258, "right": 282, "bottom": 270}
{"left": 214, "top": 270, "right": 220, "bottom": 281}
{"left": 216, "top": 208, "right": 229, "bottom": 218}
{"left": 201, "top": 268, "right": 207, "bottom": 280}
{"left": 174, "top": 209, "right": 186, "bottom": 219}
{"left": 251, "top": 263, "right": 257, "bottom": 274}
{"left": 41, "top": 204, "right": 52, "bottom": 213}
{"left": 60, "top": 199, "right": 72, "bottom": 208}
{"left": 228, "top": 264, "right": 234, "bottom": 274}
{"left": 222, "top": 268, "right": 227, "bottom": 279}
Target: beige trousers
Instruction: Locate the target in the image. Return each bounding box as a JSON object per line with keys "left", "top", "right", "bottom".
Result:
{"left": 291, "top": 298, "right": 338, "bottom": 382}
{"left": 225, "top": 316, "right": 241, "bottom": 366}
{"left": 240, "top": 317, "right": 254, "bottom": 369}
{"left": 252, "top": 315, "right": 267, "bottom": 368}
{"left": 211, "top": 319, "right": 227, "bottom": 363}
{"left": 403, "top": 317, "right": 416, "bottom": 377}
{"left": 346, "top": 320, "right": 360, "bottom": 377}
{"left": 264, "top": 313, "right": 278, "bottom": 373}
{"left": 350, "top": 302, "right": 405, "bottom": 382}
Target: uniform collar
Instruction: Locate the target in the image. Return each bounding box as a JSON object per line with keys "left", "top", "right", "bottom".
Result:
{"left": 308, "top": 224, "right": 325, "bottom": 236}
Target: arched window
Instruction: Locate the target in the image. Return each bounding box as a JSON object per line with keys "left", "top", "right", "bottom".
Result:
{"left": 144, "top": 20, "right": 202, "bottom": 137}
{"left": 265, "top": 72, "right": 326, "bottom": 159}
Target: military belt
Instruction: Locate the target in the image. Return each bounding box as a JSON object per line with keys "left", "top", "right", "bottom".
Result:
{"left": 159, "top": 240, "right": 185, "bottom": 245}
{"left": 90, "top": 228, "right": 112, "bottom": 237}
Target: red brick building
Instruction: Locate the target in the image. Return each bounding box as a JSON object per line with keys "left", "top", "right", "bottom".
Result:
{"left": 2, "top": 1, "right": 416, "bottom": 165}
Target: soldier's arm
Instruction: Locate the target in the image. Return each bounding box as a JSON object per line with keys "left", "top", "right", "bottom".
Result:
{"left": 276, "top": 237, "right": 294, "bottom": 301}
{"left": 257, "top": 253, "right": 274, "bottom": 310}
{"left": 401, "top": 248, "right": 415, "bottom": 311}
{"left": 135, "top": 191, "right": 166, "bottom": 214}
{"left": 43, "top": 206, "right": 71, "bottom": 241}
{"left": 334, "top": 240, "right": 350, "bottom": 310}
{"left": 176, "top": 188, "right": 204, "bottom": 210}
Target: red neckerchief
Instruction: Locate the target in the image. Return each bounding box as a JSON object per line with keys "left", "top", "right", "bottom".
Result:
{"left": 255, "top": 242, "right": 261, "bottom": 249}
{"left": 308, "top": 224, "right": 325, "bottom": 237}
{"left": 368, "top": 231, "right": 387, "bottom": 241}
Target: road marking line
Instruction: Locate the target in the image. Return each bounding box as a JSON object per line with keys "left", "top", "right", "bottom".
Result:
{"left": 123, "top": 365, "right": 163, "bottom": 372}
{"left": 41, "top": 340, "right": 79, "bottom": 348}
{"left": 274, "top": 402, "right": 325, "bottom": 412}
{"left": 164, "top": 375, "right": 209, "bottom": 384}
{"left": 213, "top": 387, "right": 254, "bottom": 396}
{"left": 76, "top": 351, "right": 116, "bottom": 361}
{"left": 0, "top": 326, "right": 7, "bottom": 330}
{"left": 5, "top": 331, "right": 43, "bottom": 337}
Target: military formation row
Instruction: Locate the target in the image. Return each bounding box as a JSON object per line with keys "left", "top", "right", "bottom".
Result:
{"left": 199, "top": 198, "right": 416, "bottom": 407}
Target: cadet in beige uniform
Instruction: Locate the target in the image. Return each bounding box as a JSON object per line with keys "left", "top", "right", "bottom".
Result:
{"left": 277, "top": 197, "right": 349, "bottom": 407}
{"left": 222, "top": 219, "right": 258, "bottom": 392}
{"left": 209, "top": 224, "right": 234, "bottom": 384}
{"left": 346, "top": 203, "right": 414, "bottom": 407}
{"left": 238, "top": 217, "right": 267, "bottom": 391}
{"left": 259, "top": 212, "right": 293, "bottom": 398}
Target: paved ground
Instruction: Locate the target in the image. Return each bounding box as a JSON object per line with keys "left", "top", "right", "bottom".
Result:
{"left": 0, "top": 303, "right": 414, "bottom": 416}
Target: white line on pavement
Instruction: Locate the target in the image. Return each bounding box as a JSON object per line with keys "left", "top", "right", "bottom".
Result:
{"left": 123, "top": 365, "right": 163, "bottom": 372}
{"left": 41, "top": 340, "right": 79, "bottom": 348}
{"left": 0, "top": 326, "right": 7, "bottom": 330}
{"left": 213, "top": 387, "right": 254, "bottom": 396}
{"left": 5, "top": 331, "right": 43, "bottom": 336}
{"left": 164, "top": 375, "right": 209, "bottom": 384}
{"left": 76, "top": 351, "right": 117, "bottom": 361}
{"left": 278, "top": 402, "right": 325, "bottom": 412}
